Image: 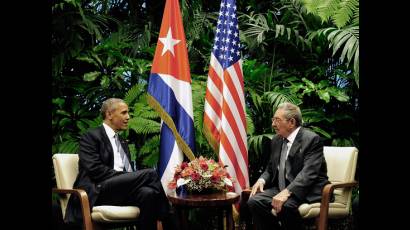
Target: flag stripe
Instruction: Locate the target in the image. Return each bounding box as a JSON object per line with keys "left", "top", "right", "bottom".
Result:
{"left": 219, "top": 131, "right": 246, "bottom": 187}
{"left": 148, "top": 73, "right": 195, "bottom": 151}
{"left": 220, "top": 101, "right": 248, "bottom": 174}
{"left": 204, "top": 78, "right": 222, "bottom": 118}
{"left": 232, "top": 61, "right": 244, "bottom": 94}
{"left": 208, "top": 65, "right": 223, "bottom": 94}
{"left": 210, "top": 53, "right": 224, "bottom": 78}
{"left": 223, "top": 118, "right": 248, "bottom": 180}
{"left": 203, "top": 112, "right": 220, "bottom": 143}
{"left": 219, "top": 145, "right": 247, "bottom": 193}
{"left": 228, "top": 62, "right": 245, "bottom": 111}
{"left": 223, "top": 69, "right": 246, "bottom": 135}
{"left": 158, "top": 73, "right": 194, "bottom": 120}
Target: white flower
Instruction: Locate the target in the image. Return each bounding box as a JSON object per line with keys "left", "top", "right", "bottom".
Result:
{"left": 177, "top": 178, "right": 191, "bottom": 187}
{"left": 223, "top": 177, "right": 233, "bottom": 187}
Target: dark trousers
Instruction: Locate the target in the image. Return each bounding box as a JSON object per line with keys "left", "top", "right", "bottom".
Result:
{"left": 247, "top": 187, "right": 304, "bottom": 230}
{"left": 95, "top": 168, "right": 170, "bottom": 230}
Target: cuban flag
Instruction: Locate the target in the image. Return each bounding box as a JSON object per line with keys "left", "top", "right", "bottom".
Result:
{"left": 147, "top": 0, "right": 196, "bottom": 194}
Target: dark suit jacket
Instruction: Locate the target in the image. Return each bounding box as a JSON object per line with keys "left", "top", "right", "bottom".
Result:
{"left": 64, "top": 125, "right": 134, "bottom": 224}
{"left": 260, "top": 127, "right": 329, "bottom": 203}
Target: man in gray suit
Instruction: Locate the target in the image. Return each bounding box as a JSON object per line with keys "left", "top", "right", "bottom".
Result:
{"left": 247, "top": 102, "right": 330, "bottom": 230}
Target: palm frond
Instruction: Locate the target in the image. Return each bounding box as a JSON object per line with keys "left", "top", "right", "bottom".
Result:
{"left": 245, "top": 110, "right": 255, "bottom": 135}
{"left": 133, "top": 101, "right": 159, "bottom": 119}
{"left": 128, "top": 117, "right": 160, "bottom": 135}
{"left": 55, "top": 139, "right": 79, "bottom": 154}
{"left": 308, "top": 125, "right": 332, "bottom": 139}
{"left": 332, "top": 0, "right": 358, "bottom": 28}
{"left": 248, "top": 134, "right": 273, "bottom": 156}
{"left": 139, "top": 135, "right": 160, "bottom": 156}
{"left": 302, "top": 0, "right": 324, "bottom": 15}
{"left": 263, "top": 91, "right": 301, "bottom": 110}
{"left": 243, "top": 13, "right": 271, "bottom": 44}
{"left": 352, "top": 6, "right": 359, "bottom": 25}
{"left": 242, "top": 12, "right": 308, "bottom": 49}
{"left": 139, "top": 136, "right": 160, "bottom": 167}
{"left": 317, "top": 26, "right": 359, "bottom": 84}
{"left": 317, "top": 0, "right": 341, "bottom": 23}
{"left": 124, "top": 83, "right": 145, "bottom": 105}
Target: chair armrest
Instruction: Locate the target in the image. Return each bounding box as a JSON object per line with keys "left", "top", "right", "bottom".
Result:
{"left": 241, "top": 188, "right": 252, "bottom": 197}
{"left": 52, "top": 188, "right": 93, "bottom": 230}
{"left": 317, "top": 181, "right": 358, "bottom": 230}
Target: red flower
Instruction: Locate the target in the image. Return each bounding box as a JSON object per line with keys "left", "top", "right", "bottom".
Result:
{"left": 181, "top": 162, "right": 188, "bottom": 170}
{"left": 181, "top": 167, "right": 194, "bottom": 177}
{"left": 200, "top": 162, "right": 208, "bottom": 171}
{"left": 191, "top": 172, "right": 201, "bottom": 181}
{"left": 168, "top": 180, "right": 177, "bottom": 189}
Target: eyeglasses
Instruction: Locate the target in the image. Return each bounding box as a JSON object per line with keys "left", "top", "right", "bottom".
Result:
{"left": 272, "top": 117, "right": 288, "bottom": 123}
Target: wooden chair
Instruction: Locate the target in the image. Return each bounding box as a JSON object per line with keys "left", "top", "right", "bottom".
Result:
{"left": 52, "top": 153, "right": 152, "bottom": 230}
{"left": 242, "top": 146, "right": 358, "bottom": 230}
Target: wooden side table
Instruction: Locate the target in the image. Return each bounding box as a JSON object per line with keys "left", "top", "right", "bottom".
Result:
{"left": 168, "top": 191, "right": 240, "bottom": 230}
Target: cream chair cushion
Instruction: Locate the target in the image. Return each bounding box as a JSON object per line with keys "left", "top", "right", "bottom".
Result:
{"left": 53, "top": 153, "right": 140, "bottom": 222}
{"left": 92, "top": 206, "right": 140, "bottom": 223}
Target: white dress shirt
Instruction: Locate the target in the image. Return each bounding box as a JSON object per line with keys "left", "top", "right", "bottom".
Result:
{"left": 102, "top": 123, "right": 125, "bottom": 171}
{"left": 258, "top": 126, "right": 301, "bottom": 185}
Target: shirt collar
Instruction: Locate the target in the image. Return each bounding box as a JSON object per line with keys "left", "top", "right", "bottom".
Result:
{"left": 286, "top": 126, "right": 301, "bottom": 144}
{"left": 103, "top": 122, "right": 117, "bottom": 139}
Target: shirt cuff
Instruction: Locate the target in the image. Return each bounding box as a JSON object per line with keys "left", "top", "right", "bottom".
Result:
{"left": 257, "top": 178, "right": 266, "bottom": 184}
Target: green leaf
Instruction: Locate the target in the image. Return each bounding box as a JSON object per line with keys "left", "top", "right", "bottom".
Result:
{"left": 331, "top": 90, "right": 349, "bottom": 102}
{"left": 142, "top": 151, "right": 159, "bottom": 167}
{"left": 59, "top": 117, "right": 71, "bottom": 126}
{"left": 52, "top": 98, "right": 65, "bottom": 108}
{"left": 309, "top": 126, "right": 331, "bottom": 139}
{"left": 100, "top": 75, "right": 110, "bottom": 88}
{"left": 76, "top": 56, "right": 99, "bottom": 66}
{"left": 56, "top": 109, "right": 70, "bottom": 117}
{"left": 56, "top": 140, "right": 79, "bottom": 154}
{"left": 83, "top": 71, "right": 100, "bottom": 81}
{"left": 317, "top": 90, "right": 330, "bottom": 103}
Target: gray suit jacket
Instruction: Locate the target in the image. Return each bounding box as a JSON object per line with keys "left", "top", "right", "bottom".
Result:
{"left": 260, "top": 127, "right": 329, "bottom": 202}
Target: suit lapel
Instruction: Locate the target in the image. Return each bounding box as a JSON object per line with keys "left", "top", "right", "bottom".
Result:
{"left": 119, "top": 138, "right": 132, "bottom": 161}
{"left": 99, "top": 126, "right": 115, "bottom": 165}
{"left": 271, "top": 137, "right": 282, "bottom": 172}
{"left": 287, "top": 127, "right": 304, "bottom": 158}
{"left": 285, "top": 127, "right": 304, "bottom": 179}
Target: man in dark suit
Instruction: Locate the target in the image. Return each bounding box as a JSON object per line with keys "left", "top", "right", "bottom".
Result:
{"left": 65, "top": 98, "right": 173, "bottom": 230}
{"left": 247, "top": 102, "right": 330, "bottom": 230}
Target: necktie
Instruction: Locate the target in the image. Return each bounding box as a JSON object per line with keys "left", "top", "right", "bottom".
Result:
{"left": 114, "top": 134, "right": 133, "bottom": 172}
{"left": 278, "top": 138, "right": 289, "bottom": 191}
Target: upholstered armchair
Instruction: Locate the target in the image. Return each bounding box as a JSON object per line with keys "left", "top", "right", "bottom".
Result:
{"left": 52, "top": 153, "right": 146, "bottom": 230}
{"left": 241, "top": 146, "right": 358, "bottom": 230}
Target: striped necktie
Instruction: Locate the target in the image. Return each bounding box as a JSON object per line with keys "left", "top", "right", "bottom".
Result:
{"left": 278, "top": 138, "right": 289, "bottom": 191}
{"left": 114, "top": 134, "right": 132, "bottom": 172}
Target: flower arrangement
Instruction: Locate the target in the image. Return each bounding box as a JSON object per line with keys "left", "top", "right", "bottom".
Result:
{"left": 168, "top": 156, "right": 234, "bottom": 193}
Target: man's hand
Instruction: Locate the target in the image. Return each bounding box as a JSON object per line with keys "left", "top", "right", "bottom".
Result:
{"left": 271, "top": 189, "right": 291, "bottom": 214}
{"left": 250, "top": 179, "right": 265, "bottom": 197}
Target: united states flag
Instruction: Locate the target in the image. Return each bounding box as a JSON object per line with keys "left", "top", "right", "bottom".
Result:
{"left": 203, "top": 0, "right": 249, "bottom": 195}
